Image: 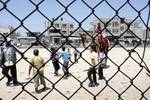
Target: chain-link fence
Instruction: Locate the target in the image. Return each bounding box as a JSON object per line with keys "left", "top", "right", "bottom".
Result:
{"left": 0, "top": 0, "right": 150, "bottom": 100}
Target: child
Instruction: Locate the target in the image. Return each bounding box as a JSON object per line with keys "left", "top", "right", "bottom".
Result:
{"left": 60, "top": 47, "right": 70, "bottom": 79}
{"left": 28, "top": 49, "right": 46, "bottom": 93}
{"left": 87, "top": 45, "right": 99, "bottom": 87}
{"left": 50, "top": 47, "right": 60, "bottom": 76}
{"left": 98, "top": 51, "right": 105, "bottom": 80}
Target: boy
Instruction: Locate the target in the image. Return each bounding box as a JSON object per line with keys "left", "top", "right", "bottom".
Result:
{"left": 60, "top": 47, "right": 70, "bottom": 79}
{"left": 88, "top": 45, "right": 99, "bottom": 87}
{"left": 50, "top": 47, "right": 60, "bottom": 76}
{"left": 29, "top": 49, "right": 46, "bottom": 93}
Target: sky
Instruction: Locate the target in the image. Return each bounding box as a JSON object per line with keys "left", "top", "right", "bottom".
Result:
{"left": 0, "top": 0, "right": 149, "bottom": 35}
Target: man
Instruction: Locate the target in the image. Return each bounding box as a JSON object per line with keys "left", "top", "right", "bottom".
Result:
{"left": 1, "top": 38, "right": 20, "bottom": 86}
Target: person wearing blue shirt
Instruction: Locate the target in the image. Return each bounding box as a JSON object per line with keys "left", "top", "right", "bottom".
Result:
{"left": 60, "top": 47, "right": 69, "bottom": 79}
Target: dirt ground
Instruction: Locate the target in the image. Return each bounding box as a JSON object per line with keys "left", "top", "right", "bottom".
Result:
{"left": 0, "top": 47, "right": 150, "bottom": 100}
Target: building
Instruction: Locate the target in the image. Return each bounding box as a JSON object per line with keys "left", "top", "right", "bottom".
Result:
{"left": 47, "top": 19, "right": 80, "bottom": 46}
{"left": 0, "top": 26, "right": 16, "bottom": 38}
{"left": 26, "top": 32, "right": 40, "bottom": 37}
{"left": 90, "top": 17, "right": 146, "bottom": 46}
{"left": 16, "top": 32, "right": 48, "bottom": 47}
{"left": 0, "top": 26, "right": 16, "bottom": 45}
{"left": 16, "top": 36, "right": 36, "bottom": 47}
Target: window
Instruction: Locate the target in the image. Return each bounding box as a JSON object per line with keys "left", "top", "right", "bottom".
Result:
{"left": 133, "top": 23, "right": 139, "bottom": 28}
{"left": 3, "top": 33, "right": 9, "bottom": 36}
{"left": 49, "top": 29, "right": 60, "bottom": 33}
{"left": 120, "top": 26, "right": 124, "bottom": 31}
{"left": 105, "top": 30, "right": 109, "bottom": 33}
{"left": 70, "top": 31, "right": 73, "bottom": 34}
{"left": 55, "top": 24, "right": 59, "bottom": 28}
{"left": 112, "top": 29, "right": 119, "bottom": 33}
{"left": 62, "top": 24, "right": 67, "bottom": 28}
{"left": 70, "top": 24, "right": 74, "bottom": 28}
{"left": 62, "top": 31, "right": 67, "bottom": 34}
{"left": 113, "top": 22, "right": 119, "bottom": 27}
{"left": 106, "top": 29, "right": 111, "bottom": 33}
{"left": 107, "top": 23, "right": 111, "bottom": 27}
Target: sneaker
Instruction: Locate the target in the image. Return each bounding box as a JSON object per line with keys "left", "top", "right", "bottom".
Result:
{"left": 6, "top": 78, "right": 12, "bottom": 86}
{"left": 42, "top": 86, "right": 49, "bottom": 91}
{"left": 67, "top": 73, "right": 71, "bottom": 77}
{"left": 54, "top": 74, "right": 58, "bottom": 76}
{"left": 14, "top": 82, "right": 21, "bottom": 86}
{"left": 6, "top": 82, "right": 11, "bottom": 86}
{"left": 99, "top": 77, "right": 105, "bottom": 80}
{"left": 35, "top": 90, "right": 39, "bottom": 94}
{"left": 88, "top": 83, "right": 95, "bottom": 87}
{"left": 63, "top": 75, "right": 68, "bottom": 79}
{"left": 95, "top": 83, "right": 99, "bottom": 87}
{"left": 54, "top": 72, "right": 59, "bottom": 76}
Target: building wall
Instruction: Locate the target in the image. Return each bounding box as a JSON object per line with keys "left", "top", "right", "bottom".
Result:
{"left": 0, "top": 26, "right": 16, "bottom": 39}
{"left": 90, "top": 18, "right": 146, "bottom": 46}
{"left": 47, "top": 20, "right": 78, "bottom": 46}
{"left": 47, "top": 18, "right": 149, "bottom": 47}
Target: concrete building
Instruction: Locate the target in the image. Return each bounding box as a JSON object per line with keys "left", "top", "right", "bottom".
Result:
{"left": 47, "top": 19, "right": 80, "bottom": 46}
{"left": 0, "top": 26, "right": 16, "bottom": 37}
{"left": 0, "top": 26, "right": 16, "bottom": 45}
{"left": 90, "top": 17, "right": 146, "bottom": 46}
{"left": 16, "top": 32, "right": 48, "bottom": 47}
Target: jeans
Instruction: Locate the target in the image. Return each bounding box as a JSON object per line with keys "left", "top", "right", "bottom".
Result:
{"left": 52, "top": 60, "right": 60, "bottom": 72}
{"left": 98, "top": 65, "right": 104, "bottom": 79}
{"left": 2, "top": 65, "right": 18, "bottom": 84}
{"left": 62, "top": 61, "right": 69, "bottom": 75}
{"left": 87, "top": 67, "right": 97, "bottom": 84}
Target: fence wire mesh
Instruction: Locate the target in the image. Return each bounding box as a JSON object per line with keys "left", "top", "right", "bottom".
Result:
{"left": 0, "top": 0, "right": 150, "bottom": 100}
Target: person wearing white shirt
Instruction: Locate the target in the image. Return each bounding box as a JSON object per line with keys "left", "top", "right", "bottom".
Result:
{"left": 87, "top": 45, "right": 99, "bottom": 87}
{"left": 1, "top": 38, "right": 20, "bottom": 86}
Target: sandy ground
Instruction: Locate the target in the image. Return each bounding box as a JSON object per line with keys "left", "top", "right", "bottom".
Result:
{"left": 0, "top": 47, "right": 150, "bottom": 100}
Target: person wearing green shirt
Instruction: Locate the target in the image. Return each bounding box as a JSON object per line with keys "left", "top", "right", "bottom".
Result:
{"left": 28, "top": 49, "right": 46, "bottom": 93}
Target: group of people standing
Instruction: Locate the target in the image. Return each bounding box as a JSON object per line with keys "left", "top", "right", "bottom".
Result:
{"left": 50, "top": 46, "right": 70, "bottom": 79}
{"left": 0, "top": 38, "right": 79, "bottom": 93}
{"left": 0, "top": 23, "right": 109, "bottom": 93}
